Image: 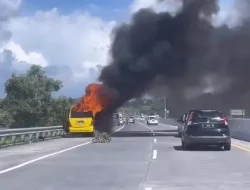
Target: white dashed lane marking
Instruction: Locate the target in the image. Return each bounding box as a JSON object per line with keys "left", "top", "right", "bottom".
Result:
{"left": 152, "top": 150, "right": 157, "bottom": 159}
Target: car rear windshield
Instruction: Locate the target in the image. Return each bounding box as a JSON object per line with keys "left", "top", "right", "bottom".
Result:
{"left": 193, "top": 110, "right": 223, "bottom": 121}
{"left": 149, "top": 117, "right": 156, "bottom": 120}
{"left": 71, "top": 111, "right": 93, "bottom": 118}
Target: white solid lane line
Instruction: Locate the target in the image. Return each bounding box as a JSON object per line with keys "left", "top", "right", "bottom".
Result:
{"left": 145, "top": 187, "right": 152, "bottom": 190}
{"left": 0, "top": 124, "right": 126, "bottom": 175}
{"left": 113, "top": 124, "right": 125, "bottom": 133}
{"left": 0, "top": 141, "right": 91, "bottom": 175}
{"left": 152, "top": 149, "right": 157, "bottom": 159}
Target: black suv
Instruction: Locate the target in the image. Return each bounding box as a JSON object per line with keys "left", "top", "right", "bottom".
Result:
{"left": 181, "top": 109, "right": 231, "bottom": 150}
{"left": 177, "top": 113, "right": 188, "bottom": 137}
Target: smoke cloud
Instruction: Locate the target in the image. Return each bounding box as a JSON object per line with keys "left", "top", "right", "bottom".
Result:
{"left": 98, "top": 0, "right": 250, "bottom": 120}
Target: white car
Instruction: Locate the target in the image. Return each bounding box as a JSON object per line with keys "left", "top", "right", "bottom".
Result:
{"left": 147, "top": 116, "right": 158, "bottom": 125}
{"left": 128, "top": 117, "right": 135, "bottom": 124}
{"left": 119, "top": 117, "right": 124, "bottom": 125}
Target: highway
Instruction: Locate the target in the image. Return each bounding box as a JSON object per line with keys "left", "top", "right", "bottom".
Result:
{"left": 1, "top": 119, "right": 250, "bottom": 189}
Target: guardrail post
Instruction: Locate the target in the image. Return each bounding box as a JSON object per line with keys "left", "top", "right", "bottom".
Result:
{"left": 56, "top": 130, "right": 60, "bottom": 136}
{"left": 35, "top": 132, "right": 40, "bottom": 140}
{"left": 59, "top": 130, "right": 64, "bottom": 136}
{"left": 20, "top": 134, "right": 25, "bottom": 141}
{"left": 41, "top": 132, "right": 46, "bottom": 138}
{"left": 28, "top": 134, "right": 33, "bottom": 141}
{"left": 11, "top": 135, "right": 16, "bottom": 144}
{"left": 0, "top": 136, "right": 6, "bottom": 145}
{"left": 51, "top": 131, "right": 56, "bottom": 137}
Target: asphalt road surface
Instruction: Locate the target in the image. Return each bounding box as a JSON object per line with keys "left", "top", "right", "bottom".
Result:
{"left": 1, "top": 120, "right": 250, "bottom": 190}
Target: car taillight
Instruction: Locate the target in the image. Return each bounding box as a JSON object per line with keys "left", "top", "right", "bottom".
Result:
{"left": 187, "top": 112, "right": 194, "bottom": 125}
{"left": 222, "top": 116, "right": 228, "bottom": 125}
{"left": 189, "top": 114, "right": 193, "bottom": 121}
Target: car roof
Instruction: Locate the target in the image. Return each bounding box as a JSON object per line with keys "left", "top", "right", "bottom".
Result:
{"left": 188, "top": 109, "right": 221, "bottom": 113}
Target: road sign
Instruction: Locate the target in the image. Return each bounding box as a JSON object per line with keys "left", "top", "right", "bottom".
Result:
{"left": 230, "top": 109, "right": 245, "bottom": 116}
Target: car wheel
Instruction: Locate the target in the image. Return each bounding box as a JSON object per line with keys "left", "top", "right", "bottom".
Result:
{"left": 181, "top": 140, "right": 186, "bottom": 149}
{"left": 224, "top": 143, "right": 231, "bottom": 151}
{"left": 176, "top": 131, "right": 181, "bottom": 137}
{"left": 182, "top": 140, "right": 191, "bottom": 150}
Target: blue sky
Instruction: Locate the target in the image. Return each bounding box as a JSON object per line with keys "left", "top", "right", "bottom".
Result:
{"left": 21, "top": 0, "right": 235, "bottom": 20}
{"left": 21, "top": 0, "right": 133, "bottom": 20}
{"left": 220, "top": 0, "right": 234, "bottom": 8}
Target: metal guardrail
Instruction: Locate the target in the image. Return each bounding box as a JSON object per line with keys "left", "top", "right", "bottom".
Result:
{"left": 0, "top": 126, "right": 64, "bottom": 148}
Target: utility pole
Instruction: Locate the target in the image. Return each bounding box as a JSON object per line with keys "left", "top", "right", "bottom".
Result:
{"left": 164, "top": 96, "right": 167, "bottom": 118}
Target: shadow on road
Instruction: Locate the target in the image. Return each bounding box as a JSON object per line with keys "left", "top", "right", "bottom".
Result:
{"left": 62, "top": 133, "right": 94, "bottom": 138}
{"left": 112, "top": 130, "right": 178, "bottom": 137}
{"left": 174, "top": 145, "right": 224, "bottom": 151}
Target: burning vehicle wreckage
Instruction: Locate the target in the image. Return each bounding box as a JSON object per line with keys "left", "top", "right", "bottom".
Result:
{"left": 72, "top": 83, "right": 115, "bottom": 143}
{"left": 73, "top": 0, "right": 250, "bottom": 142}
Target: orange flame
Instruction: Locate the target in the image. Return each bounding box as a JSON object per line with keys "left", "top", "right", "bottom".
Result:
{"left": 72, "top": 83, "right": 109, "bottom": 117}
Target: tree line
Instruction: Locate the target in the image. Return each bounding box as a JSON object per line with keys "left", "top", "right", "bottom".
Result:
{"left": 0, "top": 65, "right": 77, "bottom": 128}
{"left": 122, "top": 98, "right": 165, "bottom": 116}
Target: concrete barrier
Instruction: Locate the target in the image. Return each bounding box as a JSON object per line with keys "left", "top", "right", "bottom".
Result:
{"left": 228, "top": 119, "right": 250, "bottom": 142}
{"left": 160, "top": 118, "right": 250, "bottom": 142}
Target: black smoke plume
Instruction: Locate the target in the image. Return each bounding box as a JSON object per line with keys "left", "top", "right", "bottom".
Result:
{"left": 98, "top": 0, "right": 250, "bottom": 122}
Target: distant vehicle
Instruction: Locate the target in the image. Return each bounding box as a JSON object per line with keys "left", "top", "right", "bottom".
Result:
{"left": 140, "top": 117, "right": 145, "bottom": 121}
{"left": 181, "top": 109, "right": 231, "bottom": 150}
{"left": 147, "top": 115, "right": 158, "bottom": 125}
{"left": 128, "top": 116, "right": 135, "bottom": 124}
{"left": 63, "top": 107, "right": 94, "bottom": 135}
{"left": 176, "top": 113, "right": 188, "bottom": 137}
{"left": 113, "top": 112, "right": 124, "bottom": 126}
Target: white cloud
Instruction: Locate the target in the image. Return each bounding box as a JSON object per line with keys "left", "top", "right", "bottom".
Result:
{"left": 0, "top": 0, "right": 21, "bottom": 46}
{"left": 129, "top": 0, "right": 183, "bottom": 15}
{"left": 0, "top": 41, "right": 48, "bottom": 67}
{"left": 0, "top": 3, "right": 116, "bottom": 97}
{"left": 0, "top": 0, "right": 21, "bottom": 21}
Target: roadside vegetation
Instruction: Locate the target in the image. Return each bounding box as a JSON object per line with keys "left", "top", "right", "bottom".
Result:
{"left": 121, "top": 98, "right": 165, "bottom": 116}
{"left": 0, "top": 65, "right": 76, "bottom": 128}
{"left": 0, "top": 64, "right": 164, "bottom": 128}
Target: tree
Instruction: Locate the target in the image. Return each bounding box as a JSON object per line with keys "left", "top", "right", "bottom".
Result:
{"left": 47, "top": 96, "right": 75, "bottom": 125}
{"left": 0, "top": 108, "right": 14, "bottom": 128}
{"left": 0, "top": 65, "right": 73, "bottom": 127}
